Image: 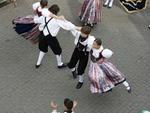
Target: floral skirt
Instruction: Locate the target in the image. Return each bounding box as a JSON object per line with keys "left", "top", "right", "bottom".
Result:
{"left": 89, "top": 61, "right": 126, "bottom": 94}
{"left": 12, "top": 15, "right": 40, "bottom": 44}
{"left": 79, "top": 0, "right": 102, "bottom": 24}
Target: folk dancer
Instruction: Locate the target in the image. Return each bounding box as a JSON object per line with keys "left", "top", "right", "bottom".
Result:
{"left": 89, "top": 39, "right": 131, "bottom": 94}
{"left": 12, "top": 0, "right": 64, "bottom": 44}
{"left": 79, "top": 0, "right": 102, "bottom": 27}
{"left": 34, "top": 4, "right": 77, "bottom": 69}
{"left": 68, "top": 26, "right": 95, "bottom": 89}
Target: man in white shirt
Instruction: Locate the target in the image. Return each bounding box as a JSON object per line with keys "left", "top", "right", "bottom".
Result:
{"left": 34, "top": 4, "right": 76, "bottom": 69}
{"left": 67, "top": 26, "right": 95, "bottom": 89}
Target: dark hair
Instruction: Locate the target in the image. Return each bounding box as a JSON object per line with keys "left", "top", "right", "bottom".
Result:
{"left": 81, "top": 26, "right": 91, "bottom": 35}
{"left": 40, "top": 0, "right": 48, "bottom": 8}
{"left": 48, "top": 4, "right": 60, "bottom": 15}
{"left": 95, "top": 38, "right": 102, "bottom": 46}
{"left": 64, "top": 98, "right": 73, "bottom": 113}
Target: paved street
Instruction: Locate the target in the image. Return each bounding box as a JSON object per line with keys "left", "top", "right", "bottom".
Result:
{"left": 0, "top": 0, "right": 150, "bottom": 113}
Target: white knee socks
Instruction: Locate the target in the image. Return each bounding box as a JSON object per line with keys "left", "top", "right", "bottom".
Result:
{"left": 71, "top": 67, "right": 76, "bottom": 72}
{"left": 36, "top": 51, "right": 45, "bottom": 65}
{"left": 108, "top": 0, "right": 114, "bottom": 7}
{"left": 122, "top": 81, "right": 130, "bottom": 90}
{"left": 79, "top": 75, "right": 84, "bottom": 83}
{"left": 104, "top": 0, "right": 114, "bottom": 7}
{"left": 104, "top": 0, "right": 110, "bottom": 5}
{"left": 56, "top": 55, "right": 63, "bottom": 66}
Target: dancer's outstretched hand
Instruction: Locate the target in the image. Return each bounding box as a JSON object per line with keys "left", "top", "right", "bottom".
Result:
{"left": 50, "top": 101, "right": 58, "bottom": 110}
{"left": 72, "top": 100, "right": 78, "bottom": 111}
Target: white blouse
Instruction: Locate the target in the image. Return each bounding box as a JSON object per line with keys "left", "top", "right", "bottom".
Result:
{"left": 32, "top": 2, "right": 41, "bottom": 11}
{"left": 91, "top": 46, "right": 104, "bottom": 58}
{"left": 32, "top": 2, "right": 50, "bottom": 22}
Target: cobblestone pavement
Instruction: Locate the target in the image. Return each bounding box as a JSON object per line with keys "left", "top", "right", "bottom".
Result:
{"left": 0, "top": 0, "right": 150, "bottom": 113}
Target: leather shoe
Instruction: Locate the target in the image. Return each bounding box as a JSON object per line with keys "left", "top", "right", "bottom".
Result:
{"left": 76, "top": 82, "right": 83, "bottom": 89}
{"left": 57, "top": 63, "right": 67, "bottom": 69}
{"left": 103, "top": 4, "right": 107, "bottom": 7}
{"left": 72, "top": 70, "right": 77, "bottom": 79}
{"left": 35, "top": 65, "right": 40, "bottom": 69}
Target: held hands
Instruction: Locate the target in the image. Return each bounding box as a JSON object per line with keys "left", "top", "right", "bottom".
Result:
{"left": 50, "top": 13, "right": 65, "bottom": 20}
{"left": 75, "top": 26, "right": 82, "bottom": 31}
{"left": 58, "top": 15, "right": 66, "bottom": 20}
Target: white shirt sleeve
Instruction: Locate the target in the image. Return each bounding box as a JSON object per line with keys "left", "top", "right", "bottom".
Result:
{"left": 70, "top": 29, "right": 80, "bottom": 38}
{"left": 34, "top": 16, "right": 44, "bottom": 24}
{"left": 87, "top": 36, "right": 95, "bottom": 49}
{"left": 42, "top": 8, "right": 51, "bottom": 17}
{"left": 32, "top": 2, "right": 40, "bottom": 11}
{"left": 57, "top": 20, "right": 76, "bottom": 31}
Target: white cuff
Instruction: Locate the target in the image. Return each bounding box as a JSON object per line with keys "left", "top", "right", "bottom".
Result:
{"left": 52, "top": 110, "right": 58, "bottom": 113}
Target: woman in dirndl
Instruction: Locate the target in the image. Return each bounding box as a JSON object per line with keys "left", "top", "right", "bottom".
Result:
{"left": 12, "top": 0, "right": 49, "bottom": 44}
{"left": 12, "top": 0, "right": 64, "bottom": 44}
{"left": 79, "top": 0, "right": 102, "bottom": 27}
{"left": 89, "top": 38, "right": 131, "bottom": 94}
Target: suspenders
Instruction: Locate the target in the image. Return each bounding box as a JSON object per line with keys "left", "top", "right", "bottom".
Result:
{"left": 76, "top": 36, "right": 88, "bottom": 55}
{"left": 43, "top": 17, "right": 53, "bottom": 35}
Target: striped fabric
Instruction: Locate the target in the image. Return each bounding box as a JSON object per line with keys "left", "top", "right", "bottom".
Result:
{"left": 79, "top": 0, "right": 102, "bottom": 24}
{"left": 12, "top": 15, "right": 40, "bottom": 44}
{"left": 88, "top": 60, "right": 126, "bottom": 94}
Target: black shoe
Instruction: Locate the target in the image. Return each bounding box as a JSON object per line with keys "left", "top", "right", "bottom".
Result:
{"left": 105, "top": 89, "right": 113, "bottom": 93}
{"left": 148, "top": 25, "right": 150, "bottom": 29}
{"left": 103, "top": 4, "right": 107, "bottom": 7}
{"left": 72, "top": 70, "right": 77, "bottom": 79}
{"left": 76, "top": 82, "right": 83, "bottom": 89}
{"left": 87, "top": 23, "right": 94, "bottom": 28}
{"left": 35, "top": 65, "right": 40, "bottom": 69}
{"left": 57, "top": 63, "right": 67, "bottom": 69}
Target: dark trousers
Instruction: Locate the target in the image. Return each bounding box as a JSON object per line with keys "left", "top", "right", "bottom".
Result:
{"left": 68, "top": 48, "right": 89, "bottom": 75}
{"left": 39, "top": 32, "right": 62, "bottom": 55}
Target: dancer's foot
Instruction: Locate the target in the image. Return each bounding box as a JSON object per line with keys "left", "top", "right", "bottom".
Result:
{"left": 35, "top": 64, "right": 41, "bottom": 69}
{"left": 108, "top": 6, "right": 112, "bottom": 8}
{"left": 87, "top": 23, "right": 94, "bottom": 28}
{"left": 76, "top": 82, "right": 83, "bottom": 89}
{"left": 127, "top": 86, "right": 131, "bottom": 93}
{"left": 72, "top": 70, "right": 77, "bottom": 79}
{"left": 103, "top": 4, "right": 107, "bottom": 7}
{"left": 57, "top": 63, "right": 67, "bottom": 69}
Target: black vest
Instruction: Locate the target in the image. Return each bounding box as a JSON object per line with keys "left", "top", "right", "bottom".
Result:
{"left": 76, "top": 35, "right": 88, "bottom": 52}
